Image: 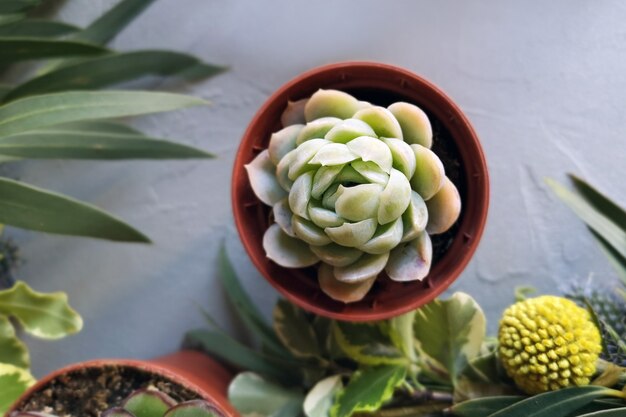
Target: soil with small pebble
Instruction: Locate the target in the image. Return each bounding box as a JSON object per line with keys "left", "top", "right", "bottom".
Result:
{"left": 15, "top": 365, "right": 200, "bottom": 417}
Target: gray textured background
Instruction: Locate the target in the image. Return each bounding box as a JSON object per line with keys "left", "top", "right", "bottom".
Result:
{"left": 7, "top": 0, "right": 626, "bottom": 377}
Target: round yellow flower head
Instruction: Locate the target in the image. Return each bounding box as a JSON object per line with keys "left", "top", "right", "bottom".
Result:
{"left": 498, "top": 295, "right": 602, "bottom": 394}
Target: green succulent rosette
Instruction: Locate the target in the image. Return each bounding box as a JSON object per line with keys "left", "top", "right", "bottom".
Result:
{"left": 245, "top": 89, "right": 461, "bottom": 303}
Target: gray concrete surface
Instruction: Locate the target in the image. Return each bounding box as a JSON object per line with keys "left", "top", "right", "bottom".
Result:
{"left": 6, "top": 0, "right": 625, "bottom": 377}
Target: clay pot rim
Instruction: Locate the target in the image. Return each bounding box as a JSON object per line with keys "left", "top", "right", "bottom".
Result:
{"left": 7, "top": 355, "right": 231, "bottom": 416}
{"left": 232, "top": 61, "right": 489, "bottom": 321}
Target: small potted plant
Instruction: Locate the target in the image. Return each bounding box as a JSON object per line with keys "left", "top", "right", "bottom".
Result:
{"left": 6, "top": 351, "right": 239, "bottom": 417}
{"left": 232, "top": 62, "right": 489, "bottom": 320}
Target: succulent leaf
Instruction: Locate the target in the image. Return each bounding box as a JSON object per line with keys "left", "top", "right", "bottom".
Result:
{"left": 358, "top": 217, "right": 403, "bottom": 255}
{"left": 309, "top": 143, "right": 357, "bottom": 166}
{"left": 244, "top": 150, "right": 286, "bottom": 206}
{"left": 410, "top": 144, "right": 445, "bottom": 201}
{"left": 325, "top": 218, "right": 378, "bottom": 248}
{"left": 385, "top": 232, "right": 432, "bottom": 282}
{"left": 305, "top": 89, "right": 361, "bottom": 122}
{"left": 292, "top": 215, "right": 332, "bottom": 246}
{"left": 275, "top": 149, "right": 295, "bottom": 192}
{"left": 164, "top": 400, "right": 223, "bottom": 417}
{"left": 263, "top": 224, "right": 319, "bottom": 268}
{"left": 102, "top": 408, "right": 135, "bottom": 417}
{"left": 353, "top": 106, "right": 403, "bottom": 139}
{"left": 318, "top": 263, "right": 375, "bottom": 303}
{"left": 388, "top": 102, "right": 432, "bottom": 148}
{"left": 334, "top": 252, "right": 389, "bottom": 284}
{"left": 426, "top": 177, "right": 462, "bottom": 235}
{"left": 308, "top": 200, "right": 344, "bottom": 228}
{"left": 288, "top": 170, "right": 314, "bottom": 220}
{"left": 280, "top": 98, "right": 308, "bottom": 127}
{"left": 296, "top": 117, "right": 341, "bottom": 145}
{"left": 382, "top": 137, "right": 416, "bottom": 179}
{"left": 122, "top": 389, "right": 177, "bottom": 417}
{"left": 401, "top": 191, "right": 428, "bottom": 243}
{"left": 288, "top": 138, "right": 327, "bottom": 180}
{"left": 268, "top": 124, "right": 303, "bottom": 166}
{"left": 311, "top": 165, "right": 344, "bottom": 199}
{"left": 335, "top": 184, "right": 383, "bottom": 222}
{"left": 310, "top": 244, "right": 362, "bottom": 267}
{"left": 377, "top": 169, "right": 411, "bottom": 225}
{"left": 324, "top": 118, "right": 376, "bottom": 143}
{"left": 346, "top": 136, "right": 393, "bottom": 174}
{"left": 273, "top": 198, "right": 295, "bottom": 237}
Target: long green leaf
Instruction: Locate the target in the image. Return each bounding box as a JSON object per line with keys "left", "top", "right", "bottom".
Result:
{"left": 0, "top": 315, "right": 29, "bottom": 368}
{"left": 330, "top": 365, "right": 406, "bottom": 417}
{"left": 184, "top": 329, "right": 301, "bottom": 385}
{"left": 0, "top": 13, "right": 24, "bottom": 26}
{"left": 5, "top": 50, "right": 225, "bottom": 101}
{"left": 73, "top": 0, "right": 156, "bottom": 45}
{"left": 570, "top": 175, "right": 626, "bottom": 229}
{"left": 333, "top": 321, "right": 407, "bottom": 366}
{"left": 591, "top": 230, "right": 626, "bottom": 285}
{"left": 546, "top": 179, "right": 626, "bottom": 266}
{"left": 0, "top": 281, "right": 82, "bottom": 339}
{"left": 0, "top": 177, "right": 150, "bottom": 242}
{"left": 0, "top": 37, "right": 106, "bottom": 64}
{"left": 0, "top": 0, "right": 40, "bottom": 14}
{"left": 218, "top": 246, "right": 287, "bottom": 356}
{"left": 449, "top": 396, "right": 524, "bottom": 417}
{"left": 0, "top": 90, "right": 206, "bottom": 138}
{"left": 0, "top": 19, "right": 80, "bottom": 37}
{"left": 0, "top": 129, "right": 212, "bottom": 159}
{"left": 0, "top": 363, "right": 35, "bottom": 415}
{"left": 0, "top": 84, "right": 10, "bottom": 102}
{"left": 488, "top": 386, "right": 624, "bottom": 417}
{"left": 577, "top": 409, "right": 626, "bottom": 416}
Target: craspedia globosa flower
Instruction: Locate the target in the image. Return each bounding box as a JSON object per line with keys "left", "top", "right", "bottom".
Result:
{"left": 498, "top": 295, "right": 602, "bottom": 395}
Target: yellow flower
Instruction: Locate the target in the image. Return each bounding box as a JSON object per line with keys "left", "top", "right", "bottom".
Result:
{"left": 498, "top": 295, "right": 602, "bottom": 394}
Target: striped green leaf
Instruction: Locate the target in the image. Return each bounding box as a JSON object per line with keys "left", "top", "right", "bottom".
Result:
{"left": 0, "top": 84, "right": 10, "bottom": 102}
{"left": 0, "top": 19, "right": 80, "bottom": 37}
{"left": 0, "top": 128, "right": 213, "bottom": 160}
{"left": 577, "top": 409, "right": 626, "bottom": 416}
{"left": 0, "top": 316, "right": 29, "bottom": 368}
{"left": 0, "top": 177, "right": 150, "bottom": 242}
{"left": 414, "top": 292, "right": 486, "bottom": 385}
{"left": 0, "top": 281, "right": 82, "bottom": 339}
{"left": 488, "top": 386, "right": 624, "bottom": 417}
{"left": 330, "top": 365, "right": 406, "bottom": 417}
{"left": 5, "top": 50, "right": 225, "bottom": 101}
{"left": 0, "top": 13, "right": 24, "bottom": 26}
{"left": 449, "top": 396, "right": 524, "bottom": 417}
{"left": 0, "top": 363, "right": 35, "bottom": 415}
{"left": 332, "top": 321, "right": 407, "bottom": 366}
{"left": 273, "top": 299, "right": 321, "bottom": 360}
{"left": 0, "top": 90, "right": 206, "bottom": 138}
{"left": 0, "top": 37, "right": 106, "bottom": 64}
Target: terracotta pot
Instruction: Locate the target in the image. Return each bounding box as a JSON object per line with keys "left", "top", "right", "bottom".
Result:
{"left": 232, "top": 62, "right": 489, "bottom": 321}
{"left": 7, "top": 350, "right": 239, "bottom": 417}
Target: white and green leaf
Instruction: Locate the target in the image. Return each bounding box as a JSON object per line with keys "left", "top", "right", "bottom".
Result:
{"left": 0, "top": 363, "right": 36, "bottom": 415}
{"left": 273, "top": 300, "right": 321, "bottom": 360}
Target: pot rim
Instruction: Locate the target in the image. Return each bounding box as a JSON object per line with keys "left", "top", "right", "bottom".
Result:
{"left": 232, "top": 61, "right": 490, "bottom": 321}
{"left": 7, "top": 354, "right": 235, "bottom": 417}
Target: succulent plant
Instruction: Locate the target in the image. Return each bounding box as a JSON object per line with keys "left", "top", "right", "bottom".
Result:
{"left": 11, "top": 388, "right": 224, "bottom": 417}
{"left": 498, "top": 296, "right": 602, "bottom": 395}
{"left": 245, "top": 89, "right": 461, "bottom": 302}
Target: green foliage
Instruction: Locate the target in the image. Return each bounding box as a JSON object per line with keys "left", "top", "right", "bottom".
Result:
{"left": 0, "top": 363, "right": 36, "bottom": 415}
{"left": 228, "top": 372, "right": 305, "bottom": 417}
{"left": 273, "top": 299, "right": 321, "bottom": 361}
{"left": 547, "top": 175, "right": 626, "bottom": 284}
{"left": 330, "top": 366, "right": 406, "bottom": 417}
{"left": 332, "top": 321, "right": 407, "bottom": 366}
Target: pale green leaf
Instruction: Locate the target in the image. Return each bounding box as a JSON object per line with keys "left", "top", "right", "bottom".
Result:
{"left": 184, "top": 330, "right": 300, "bottom": 385}
{"left": 218, "top": 246, "right": 287, "bottom": 357}
{"left": 330, "top": 366, "right": 406, "bottom": 417}
{"left": 0, "top": 13, "right": 24, "bottom": 26}
{"left": 303, "top": 376, "right": 342, "bottom": 417}
{"left": 272, "top": 399, "right": 305, "bottom": 417}
{"left": 0, "top": 129, "right": 213, "bottom": 159}
{"left": 489, "top": 386, "right": 624, "bottom": 417}
{"left": 0, "top": 84, "right": 10, "bottom": 102}
{"left": 449, "top": 396, "right": 524, "bottom": 417}
{"left": 228, "top": 372, "right": 304, "bottom": 417}
{"left": 0, "top": 281, "right": 82, "bottom": 339}
{"left": 413, "top": 292, "right": 486, "bottom": 385}
{"left": 4, "top": 50, "right": 226, "bottom": 101}
{"left": 0, "top": 91, "right": 207, "bottom": 138}
{"left": 591, "top": 229, "right": 626, "bottom": 286}
{"left": 0, "top": 315, "right": 29, "bottom": 368}
{"left": 273, "top": 299, "right": 321, "bottom": 360}
{"left": 546, "top": 178, "right": 626, "bottom": 261}
{"left": 332, "top": 321, "right": 406, "bottom": 366}
{"left": 0, "top": 0, "right": 40, "bottom": 14}
{"left": 387, "top": 311, "right": 417, "bottom": 363}
{"left": 0, "top": 37, "right": 106, "bottom": 64}
{"left": 0, "top": 19, "right": 80, "bottom": 37}
{"left": 0, "top": 177, "right": 150, "bottom": 242}
{"left": 72, "top": 0, "right": 157, "bottom": 45}
{"left": 0, "top": 363, "right": 36, "bottom": 415}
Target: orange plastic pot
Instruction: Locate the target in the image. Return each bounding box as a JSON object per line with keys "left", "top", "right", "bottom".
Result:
{"left": 232, "top": 62, "right": 489, "bottom": 321}
{"left": 7, "top": 350, "right": 239, "bottom": 417}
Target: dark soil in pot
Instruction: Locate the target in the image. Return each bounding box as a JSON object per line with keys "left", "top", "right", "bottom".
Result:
{"left": 14, "top": 365, "right": 200, "bottom": 417}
